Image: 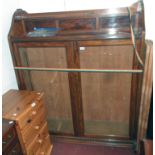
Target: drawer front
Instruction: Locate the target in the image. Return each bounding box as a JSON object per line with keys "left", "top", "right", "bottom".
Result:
{"left": 17, "top": 99, "right": 44, "bottom": 130}
{"left": 8, "top": 142, "right": 23, "bottom": 155}
{"left": 2, "top": 128, "right": 16, "bottom": 150}
{"left": 27, "top": 123, "right": 52, "bottom": 155}
{"left": 22, "top": 108, "right": 46, "bottom": 146}
{"left": 38, "top": 124, "right": 52, "bottom": 155}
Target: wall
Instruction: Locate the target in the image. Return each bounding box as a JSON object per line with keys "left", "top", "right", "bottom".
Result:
{"left": 2, "top": 0, "right": 19, "bottom": 94}
{"left": 143, "top": 0, "right": 154, "bottom": 40}
{"left": 2, "top": 0, "right": 154, "bottom": 94}
{"left": 18, "top": 0, "right": 137, "bottom": 12}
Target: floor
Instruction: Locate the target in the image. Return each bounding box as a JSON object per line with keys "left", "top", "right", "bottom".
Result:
{"left": 52, "top": 142, "right": 136, "bottom": 155}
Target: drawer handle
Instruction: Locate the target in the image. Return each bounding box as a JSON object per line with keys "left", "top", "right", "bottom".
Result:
{"left": 27, "top": 119, "right": 32, "bottom": 123}
{"left": 34, "top": 125, "right": 40, "bottom": 130}
{"left": 32, "top": 111, "right": 37, "bottom": 115}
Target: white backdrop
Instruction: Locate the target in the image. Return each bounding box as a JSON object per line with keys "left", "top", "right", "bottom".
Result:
{"left": 18, "top": 0, "right": 137, "bottom": 12}
{"left": 2, "top": 0, "right": 154, "bottom": 94}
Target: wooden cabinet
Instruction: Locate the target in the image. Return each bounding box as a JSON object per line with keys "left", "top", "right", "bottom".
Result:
{"left": 2, "top": 119, "right": 23, "bottom": 155}
{"left": 8, "top": 1, "right": 152, "bottom": 152}
{"left": 3, "top": 90, "right": 53, "bottom": 155}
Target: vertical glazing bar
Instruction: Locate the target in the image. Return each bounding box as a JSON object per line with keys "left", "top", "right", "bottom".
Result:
{"left": 66, "top": 42, "right": 84, "bottom": 136}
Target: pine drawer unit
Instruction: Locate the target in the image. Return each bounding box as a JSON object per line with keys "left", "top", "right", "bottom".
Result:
{"left": 2, "top": 90, "right": 53, "bottom": 155}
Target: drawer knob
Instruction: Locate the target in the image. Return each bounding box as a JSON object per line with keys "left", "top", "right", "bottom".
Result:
{"left": 12, "top": 113, "right": 17, "bottom": 117}
{"left": 40, "top": 152, "right": 45, "bottom": 155}
{"left": 35, "top": 125, "right": 40, "bottom": 130}
{"left": 38, "top": 139, "right": 43, "bottom": 144}
{"left": 9, "top": 121, "right": 14, "bottom": 124}
{"left": 32, "top": 111, "right": 37, "bottom": 115}
{"left": 31, "top": 102, "right": 36, "bottom": 107}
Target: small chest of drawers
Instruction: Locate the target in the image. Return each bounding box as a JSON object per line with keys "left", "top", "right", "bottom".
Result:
{"left": 3, "top": 90, "right": 53, "bottom": 155}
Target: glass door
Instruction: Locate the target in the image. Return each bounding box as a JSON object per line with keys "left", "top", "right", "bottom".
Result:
{"left": 14, "top": 40, "right": 140, "bottom": 139}
{"left": 78, "top": 41, "right": 134, "bottom": 137}
{"left": 17, "top": 42, "right": 74, "bottom": 135}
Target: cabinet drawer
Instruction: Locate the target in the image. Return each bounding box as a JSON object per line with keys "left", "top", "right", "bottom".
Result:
{"left": 17, "top": 99, "right": 43, "bottom": 129}
{"left": 2, "top": 128, "right": 16, "bottom": 150}
{"left": 27, "top": 123, "right": 52, "bottom": 155}
{"left": 8, "top": 142, "right": 23, "bottom": 155}
{"left": 22, "top": 108, "right": 46, "bottom": 146}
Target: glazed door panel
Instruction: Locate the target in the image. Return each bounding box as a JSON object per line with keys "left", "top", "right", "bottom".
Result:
{"left": 78, "top": 43, "right": 134, "bottom": 137}
{"left": 18, "top": 44, "right": 74, "bottom": 134}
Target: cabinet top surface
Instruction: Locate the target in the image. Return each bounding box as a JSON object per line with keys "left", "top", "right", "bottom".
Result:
{"left": 2, "top": 90, "right": 43, "bottom": 120}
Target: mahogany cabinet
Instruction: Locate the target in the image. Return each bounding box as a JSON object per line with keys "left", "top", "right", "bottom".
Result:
{"left": 8, "top": 1, "right": 152, "bottom": 153}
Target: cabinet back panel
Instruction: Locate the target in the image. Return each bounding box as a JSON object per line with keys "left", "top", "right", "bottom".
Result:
{"left": 25, "top": 47, "right": 68, "bottom": 68}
